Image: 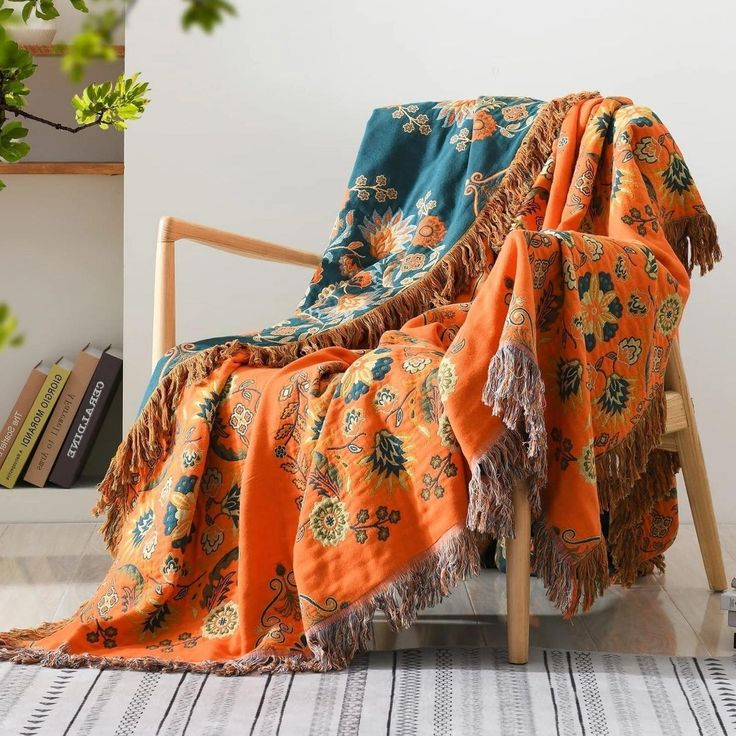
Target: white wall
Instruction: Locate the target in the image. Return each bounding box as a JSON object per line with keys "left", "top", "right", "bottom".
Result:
{"left": 0, "top": 5, "right": 125, "bottom": 479}
{"left": 125, "top": 0, "right": 736, "bottom": 520}
{"left": 0, "top": 177, "right": 124, "bottom": 474}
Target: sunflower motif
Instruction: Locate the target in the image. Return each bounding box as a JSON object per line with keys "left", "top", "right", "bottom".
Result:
{"left": 656, "top": 293, "right": 683, "bottom": 335}
{"left": 359, "top": 209, "right": 416, "bottom": 260}
{"left": 412, "top": 215, "right": 446, "bottom": 248}
{"left": 433, "top": 99, "right": 477, "bottom": 128}
{"left": 202, "top": 602, "right": 239, "bottom": 639}
{"left": 309, "top": 497, "right": 350, "bottom": 547}
{"left": 472, "top": 110, "right": 497, "bottom": 141}
{"left": 577, "top": 272, "right": 623, "bottom": 351}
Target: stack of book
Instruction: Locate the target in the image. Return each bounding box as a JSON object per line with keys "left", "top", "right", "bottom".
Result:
{"left": 0, "top": 345, "right": 123, "bottom": 489}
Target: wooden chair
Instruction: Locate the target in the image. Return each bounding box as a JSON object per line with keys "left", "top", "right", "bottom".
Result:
{"left": 152, "top": 216, "right": 728, "bottom": 666}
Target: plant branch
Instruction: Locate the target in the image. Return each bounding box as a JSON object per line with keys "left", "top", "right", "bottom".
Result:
{"left": 1, "top": 104, "right": 102, "bottom": 133}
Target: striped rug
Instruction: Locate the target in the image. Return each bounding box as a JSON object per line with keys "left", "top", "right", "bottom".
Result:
{"left": 1, "top": 648, "right": 735, "bottom": 735}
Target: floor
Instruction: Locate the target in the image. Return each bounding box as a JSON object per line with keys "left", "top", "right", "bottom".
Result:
{"left": 0, "top": 522, "right": 734, "bottom": 657}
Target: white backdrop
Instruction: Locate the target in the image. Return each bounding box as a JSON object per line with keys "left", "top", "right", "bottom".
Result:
{"left": 125, "top": 0, "right": 736, "bottom": 520}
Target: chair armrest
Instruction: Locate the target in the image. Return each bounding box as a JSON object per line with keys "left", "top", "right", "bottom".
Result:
{"left": 152, "top": 216, "right": 322, "bottom": 367}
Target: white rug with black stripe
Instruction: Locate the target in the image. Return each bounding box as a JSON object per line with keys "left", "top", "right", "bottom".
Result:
{"left": 1, "top": 647, "right": 735, "bottom": 735}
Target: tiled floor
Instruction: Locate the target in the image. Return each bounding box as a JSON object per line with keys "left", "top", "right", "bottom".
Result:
{"left": 0, "top": 522, "right": 733, "bottom": 656}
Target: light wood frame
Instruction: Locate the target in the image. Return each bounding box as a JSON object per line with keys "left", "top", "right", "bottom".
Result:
{"left": 152, "top": 216, "right": 727, "bottom": 666}
{"left": 152, "top": 216, "right": 321, "bottom": 369}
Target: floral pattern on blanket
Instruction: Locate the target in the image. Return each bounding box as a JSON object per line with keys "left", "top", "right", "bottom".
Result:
{"left": 1, "top": 93, "right": 719, "bottom": 674}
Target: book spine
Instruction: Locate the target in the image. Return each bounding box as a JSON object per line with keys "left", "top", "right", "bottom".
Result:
{"left": 24, "top": 350, "right": 101, "bottom": 488}
{"left": 0, "top": 365, "right": 48, "bottom": 469}
{"left": 0, "top": 363, "right": 72, "bottom": 488}
{"left": 49, "top": 352, "right": 123, "bottom": 488}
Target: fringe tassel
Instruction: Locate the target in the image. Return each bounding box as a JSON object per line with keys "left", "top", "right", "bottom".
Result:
{"left": 596, "top": 383, "right": 668, "bottom": 510}
{"left": 94, "top": 340, "right": 247, "bottom": 553}
{"left": 607, "top": 449, "right": 680, "bottom": 585}
{"left": 467, "top": 429, "right": 528, "bottom": 537}
{"left": 532, "top": 522, "right": 610, "bottom": 617}
{"left": 0, "top": 526, "right": 478, "bottom": 675}
{"left": 94, "top": 91, "right": 596, "bottom": 555}
{"left": 638, "top": 554, "right": 666, "bottom": 577}
{"left": 307, "top": 525, "right": 479, "bottom": 669}
{"left": 467, "top": 343, "right": 547, "bottom": 538}
{"left": 664, "top": 213, "right": 721, "bottom": 276}
{"left": 0, "top": 639, "right": 328, "bottom": 676}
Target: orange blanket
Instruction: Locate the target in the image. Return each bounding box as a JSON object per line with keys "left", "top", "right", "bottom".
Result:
{"left": 0, "top": 93, "right": 719, "bottom": 673}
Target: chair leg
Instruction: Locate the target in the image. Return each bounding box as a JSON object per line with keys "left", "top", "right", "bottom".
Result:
{"left": 665, "top": 340, "right": 727, "bottom": 592}
{"left": 507, "top": 478, "right": 531, "bottom": 664}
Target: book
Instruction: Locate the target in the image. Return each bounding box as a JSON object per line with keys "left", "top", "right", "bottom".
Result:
{"left": 0, "top": 358, "right": 74, "bottom": 488}
{"left": 24, "top": 345, "right": 105, "bottom": 487}
{"left": 49, "top": 348, "right": 123, "bottom": 489}
{"left": 0, "top": 361, "right": 51, "bottom": 469}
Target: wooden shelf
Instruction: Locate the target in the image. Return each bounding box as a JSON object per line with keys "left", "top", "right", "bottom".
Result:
{"left": 21, "top": 44, "right": 125, "bottom": 58}
{"left": 0, "top": 162, "right": 124, "bottom": 176}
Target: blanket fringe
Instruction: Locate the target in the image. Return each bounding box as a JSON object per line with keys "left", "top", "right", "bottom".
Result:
{"left": 467, "top": 343, "right": 547, "bottom": 538}
{"left": 467, "top": 429, "right": 528, "bottom": 537}
{"left": 664, "top": 212, "right": 721, "bottom": 276}
{"left": 95, "top": 340, "right": 247, "bottom": 552}
{"left": 532, "top": 522, "right": 610, "bottom": 617}
{"left": 596, "top": 382, "right": 669, "bottom": 510}
{"left": 607, "top": 449, "right": 680, "bottom": 584}
{"left": 307, "top": 525, "right": 479, "bottom": 670}
{"left": 95, "top": 92, "right": 596, "bottom": 555}
{"left": 0, "top": 526, "right": 479, "bottom": 675}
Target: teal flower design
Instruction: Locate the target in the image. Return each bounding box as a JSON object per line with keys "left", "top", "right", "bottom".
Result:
{"left": 557, "top": 359, "right": 582, "bottom": 402}
{"left": 657, "top": 293, "right": 683, "bottom": 335}
{"left": 366, "top": 430, "right": 408, "bottom": 479}
{"left": 661, "top": 151, "right": 694, "bottom": 195}
{"left": 131, "top": 509, "right": 154, "bottom": 547}
{"left": 345, "top": 381, "right": 370, "bottom": 403}
{"left": 578, "top": 272, "right": 623, "bottom": 351}
{"left": 597, "top": 373, "right": 630, "bottom": 415}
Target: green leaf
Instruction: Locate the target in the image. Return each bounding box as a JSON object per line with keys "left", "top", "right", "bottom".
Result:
{"left": 37, "top": 0, "right": 60, "bottom": 20}
{"left": 0, "top": 303, "right": 23, "bottom": 352}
